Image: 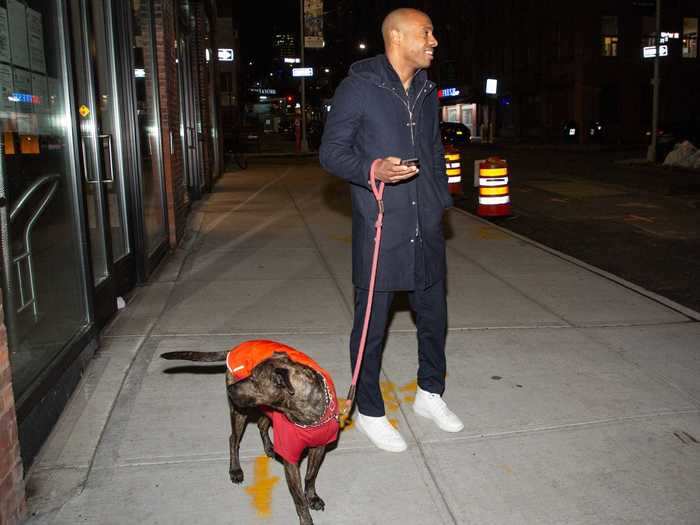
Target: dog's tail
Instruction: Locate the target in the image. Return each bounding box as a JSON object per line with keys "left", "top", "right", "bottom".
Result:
{"left": 160, "top": 351, "right": 228, "bottom": 362}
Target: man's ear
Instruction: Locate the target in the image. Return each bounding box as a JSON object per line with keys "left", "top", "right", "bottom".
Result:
{"left": 272, "top": 367, "right": 295, "bottom": 396}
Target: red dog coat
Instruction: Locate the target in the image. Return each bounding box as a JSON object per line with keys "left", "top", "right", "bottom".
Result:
{"left": 226, "top": 340, "right": 339, "bottom": 463}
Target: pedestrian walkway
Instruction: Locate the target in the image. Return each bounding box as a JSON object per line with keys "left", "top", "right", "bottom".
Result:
{"left": 25, "top": 159, "right": 700, "bottom": 524}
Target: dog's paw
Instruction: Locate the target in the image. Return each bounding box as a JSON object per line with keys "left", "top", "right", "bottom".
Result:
{"left": 307, "top": 495, "right": 325, "bottom": 511}
{"left": 230, "top": 468, "right": 244, "bottom": 483}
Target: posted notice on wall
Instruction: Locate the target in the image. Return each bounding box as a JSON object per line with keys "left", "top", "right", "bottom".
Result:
{"left": 0, "top": 8, "right": 11, "bottom": 63}
{"left": 12, "top": 67, "right": 32, "bottom": 134}
{"left": 0, "top": 63, "right": 13, "bottom": 115}
{"left": 27, "top": 8, "right": 45, "bottom": 74}
{"left": 12, "top": 66, "right": 31, "bottom": 102}
{"left": 8, "top": 0, "right": 29, "bottom": 69}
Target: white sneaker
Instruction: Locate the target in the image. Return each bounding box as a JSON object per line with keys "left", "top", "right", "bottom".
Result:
{"left": 356, "top": 413, "right": 408, "bottom": 452}
{"left": 413, "top": 387, "right": 464, "bottom": 432}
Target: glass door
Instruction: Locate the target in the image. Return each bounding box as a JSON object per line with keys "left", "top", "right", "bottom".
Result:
{"left": 69, "top": 0, "right": 133, "bottom": 326}
{"left": 177, "top": 32, "right": 203, "bottom": 200}
{"left": 130, "top": 0, "right": 168, "bottom": 263}
{"left": 0, "top": 0, "right": 91, "bottom": 400}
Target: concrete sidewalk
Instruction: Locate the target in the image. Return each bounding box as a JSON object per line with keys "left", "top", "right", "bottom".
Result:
{"left": 25, "top": 159, "right": 700, "bottom": 524}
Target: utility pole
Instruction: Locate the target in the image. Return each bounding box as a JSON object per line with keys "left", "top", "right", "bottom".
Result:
{"left": 299, "top": 0, "right": 309, "bottom": 153}
{"left": 647, "top": 0, "right": 661, "bottom": 162}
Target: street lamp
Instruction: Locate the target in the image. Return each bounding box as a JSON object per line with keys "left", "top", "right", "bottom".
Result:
{"left": 358, "top": 43, "right": 366, "bottom": 50}
{"left": 324, "top": 68, "right": 330, "bottom": 73}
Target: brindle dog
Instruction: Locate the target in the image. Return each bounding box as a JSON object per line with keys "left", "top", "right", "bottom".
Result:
{"left": 160, "top": 350, "right": 331, "bottom": 525}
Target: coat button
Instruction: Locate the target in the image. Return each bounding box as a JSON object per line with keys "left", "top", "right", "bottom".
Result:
{"left": 410, "top": 239, "right": 414, "bottom": 243}
{"left": 411, "top": 201, "right": 416, "bottom": 205}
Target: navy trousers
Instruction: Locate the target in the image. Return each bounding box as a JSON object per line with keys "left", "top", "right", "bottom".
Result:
{"left": 349, "top": 242, "right": 447, "bottom": 417}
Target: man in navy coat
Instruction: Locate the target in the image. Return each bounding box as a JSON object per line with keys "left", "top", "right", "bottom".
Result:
{"left": 320, "top": 7, "right": 464, "bottom": 452}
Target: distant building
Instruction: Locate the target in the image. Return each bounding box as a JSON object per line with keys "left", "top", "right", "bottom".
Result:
{"left": 273, "top": 32, "right": 298, "bottom": 60}
{"left": 465, "top": 0, "right": 700, "bottom": 143}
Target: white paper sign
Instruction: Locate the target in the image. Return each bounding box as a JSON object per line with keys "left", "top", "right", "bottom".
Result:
{"left": 0, "top": 64, "right": 13, "bottom": 112}
{"left": 12, "top": 66, "right": 31, "bottom": 102}
{"left": 27, "top": 8, "right": 45, "bottom": 74}
{"left": 8, "top": 0, "right": 29, "bottom": 69}
{"left": 0, "top": 8, "right": 11, "bottom": 63}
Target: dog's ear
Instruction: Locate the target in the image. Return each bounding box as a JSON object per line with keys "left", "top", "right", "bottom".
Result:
{"left": 272, "top": 367, "right": 295, "bottom": 396}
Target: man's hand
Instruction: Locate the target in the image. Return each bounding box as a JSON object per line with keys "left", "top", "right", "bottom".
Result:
{"left": 372, "top": 157, "right": 419, "bottom": 184}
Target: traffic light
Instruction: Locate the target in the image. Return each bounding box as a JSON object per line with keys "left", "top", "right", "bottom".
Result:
{"left": 286, "top": 96, "right": 293, "bottom": 103}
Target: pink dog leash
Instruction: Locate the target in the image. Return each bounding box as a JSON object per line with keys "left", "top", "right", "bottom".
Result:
{"left": 342, "top": 159, "right": 385, "bottom": 418}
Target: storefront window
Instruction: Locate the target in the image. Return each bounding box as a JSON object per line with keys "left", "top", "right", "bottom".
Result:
{"left": 0, "top": 0, "right": 88, "bottom": 397}
{"left": 601, "top": 16, "right": 618, "bottom": 57}
{"left": 130, "top": 0, "right": 166, "bottom": 255}
{"left": 683, "top": 17, "right": 698, "bottom": 58}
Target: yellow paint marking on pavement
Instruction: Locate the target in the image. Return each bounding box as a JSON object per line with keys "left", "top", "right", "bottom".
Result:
{"left": 340, "top": 379, "right": 430, "bottom": 433}
{"left": 244, "top": 455, "right": 280, "bottom": 517}
{"left": 399, "top": 380, "right": 417, "bottom": 403}
{"left": 399, "top": 380, "right": 417, "bottom": 393}
{"left": 380, "top": 380, "right": 400, "bottom": 412}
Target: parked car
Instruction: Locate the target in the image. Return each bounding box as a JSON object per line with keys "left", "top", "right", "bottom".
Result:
{"left": 440, "top": 122, "right": 471, "bottom": 146}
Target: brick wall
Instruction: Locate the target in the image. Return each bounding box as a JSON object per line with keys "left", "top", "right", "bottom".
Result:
{"left": 0, "top": 302, "right": 26, "bottom": 525}
{"left": 153, "top": 0, "right": 188, "bottom": 248}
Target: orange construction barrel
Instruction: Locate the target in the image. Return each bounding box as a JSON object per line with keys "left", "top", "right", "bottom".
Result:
{"left": 477, "top": 157, "right": 511, "bottom": 217}
{"left": 444, "top": 145, "right": 462, "bottom": 195}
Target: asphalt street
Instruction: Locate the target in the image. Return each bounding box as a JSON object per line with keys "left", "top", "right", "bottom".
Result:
{"left": 454, "top": 145, "right": 700, "bottom": 312}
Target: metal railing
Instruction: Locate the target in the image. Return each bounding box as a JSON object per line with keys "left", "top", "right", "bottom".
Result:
{"left": 9, "top": 174, "right": 60, "bottom": 321}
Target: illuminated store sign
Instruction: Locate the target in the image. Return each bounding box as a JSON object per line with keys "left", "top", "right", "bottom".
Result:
{"left": 485, "top": 78, "right": 498, "bottom": 95}
{"left": 218, "top": 48, "right": 234, "bottom": 61}
{"left": 643, "top": 45, "right": 668, "bottom": 58}
{"left": 292, "top": 67, "right": 313, "bottom": 77}
{"left": 438, "top": 87, "right": 461, "bottom": 98}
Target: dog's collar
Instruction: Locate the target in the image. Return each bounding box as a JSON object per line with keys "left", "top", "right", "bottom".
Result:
{"left": 293, "top": 374, "right": 338, "bottom": 429}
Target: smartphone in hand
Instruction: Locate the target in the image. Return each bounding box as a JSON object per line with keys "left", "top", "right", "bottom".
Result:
{"left": 400, "top": 158, "right": 419, "bottom": 168}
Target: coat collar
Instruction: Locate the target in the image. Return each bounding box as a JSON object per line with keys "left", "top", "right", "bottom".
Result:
{"left": 350, "top": 54, "right": 434, "bottom": 92}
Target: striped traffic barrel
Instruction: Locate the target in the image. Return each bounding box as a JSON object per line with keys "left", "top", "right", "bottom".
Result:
{"left": 444, "top": 145, "right": 462, "bottom": 195}
{"left": 477, "top": 157, "right": 511, "bottom": 217}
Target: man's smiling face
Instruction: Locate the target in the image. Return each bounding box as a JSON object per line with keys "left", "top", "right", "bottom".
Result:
{"left": 397, "top": 11, "right": 438, "bottom": 70}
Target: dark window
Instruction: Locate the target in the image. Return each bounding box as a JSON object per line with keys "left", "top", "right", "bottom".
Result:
{"left": 683, "top": 17, "right": 698, "bottom": 58}
{"left": 641, "top": 16, "right": 656, "bottom": 49}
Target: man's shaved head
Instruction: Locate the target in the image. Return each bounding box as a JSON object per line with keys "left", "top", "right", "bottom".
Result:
{"left": 381, "top": 8, "right": 428, "bottom": 47}
{"left": 380, "top": 7, "right": 437, "bottom": 81}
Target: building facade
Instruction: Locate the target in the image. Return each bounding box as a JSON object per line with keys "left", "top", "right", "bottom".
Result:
{"left": 0, "top": 1, "right": 221, "bottom": 522}
{"left": 466, "top": 0, "right": 700, "bottom": 143}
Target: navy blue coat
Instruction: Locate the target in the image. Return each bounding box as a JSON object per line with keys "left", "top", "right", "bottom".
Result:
{"left": 320, "top": 54, "right": 452, "bottom": 291}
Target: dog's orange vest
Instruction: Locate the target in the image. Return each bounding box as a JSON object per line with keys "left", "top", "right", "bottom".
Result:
{"left": 226, "top": 340, "right": 339, "bottom": 463}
